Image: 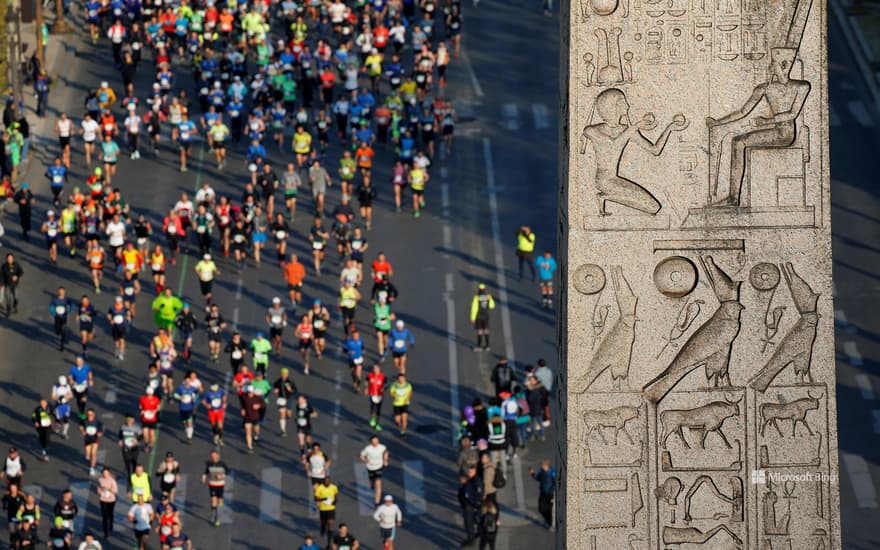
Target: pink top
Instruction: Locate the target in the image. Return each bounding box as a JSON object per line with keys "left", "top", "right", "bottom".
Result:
{"left": 98, "top": 476, "right": 118, "bottom": 503}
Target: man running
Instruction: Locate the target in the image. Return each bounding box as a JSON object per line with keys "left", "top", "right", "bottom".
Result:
{"left": 80, "top": 408, "right": 103, "bottom": 477}
{"left": 266, "top": 298, "right": 287, "bottom": 358}
{"left": 201, "top": 450, "right": 229, "bottom": 527}
{"left": 283, "top": 253, "right": 306, "bottom": 308}
{"left": 366, "top": 364, "right": 387, "bottom": 431}
{"left": 202, "top": 383, "right": 227, "bottom": 447}
{"left": 360, "top": 435, "right": 390, "bottom": 506}
{"left": 390, "top": 374, "right": 412, "bottom": 438}
{"left": 32, "top": 400, "right": 54, "bottom": 461}
{"left": 296, "top": 397, "right": 319, "bottom": 459}
{"left": 272, "top": 368, "right": 297, "bottom": 436}
{"left": 388, "top": 320, "right": 415, "bottom": 374}
{"left": 314, "top": 476, "right": 339, "bottom": 548}
{"left": 373, "top": 495, "right": 403, "bottom": 550}
{"left": 50, "top": 286, "right": 75, "bottom": 350}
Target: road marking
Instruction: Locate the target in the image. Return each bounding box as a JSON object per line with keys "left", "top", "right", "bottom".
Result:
{"left": 841, "top": 452, "right": 879, "bottom": 508}
{"left": 174, "top": 474, "right": 188, "bottom": 517}
{"left": 442, "top": 225, "right": 452, "bottom": 248}
{"left": 501, "top": 103, "right": 520, "bottom": 131}
{"left": 305, "top": 476, "right": 318, "bottom": 518}
{"left": 444, "top": 272, "right": 460, "bottom": 445}
{"left": 873, "top": 410, "right": 880, "bottom": 435}
{"left": 218, "top": 472, "right": 235, "bottom": 524}
{"left": 844, "top": 341, "right": 863, "bottom": 366}
{"left": 70, "top": 480, "right": 91, "bottom": 535}
{"left": 114, "top": 479, "right": 129, "bottom": 529}
{"left": 856, "top": 374, "right": 875, "bottom": 400}
{"left": 847, "top": 100, "right": 873, "bottom": 127}
{"left": 482, "top": 138, "right": 517, "bottom": 365}
{"left": 835, "top": 309, "right": 857, "bottom": 334}
{"left": 830, "top": 104, "right": 841, "bottom": 127}
{"left": 96, "top": 449, "right": 107, "bottom": 470}
{"left": 259, "top": 467, "right": 282, "bottom": 522}
{"left": 104, "top": 385, "right": 118, "bottom": 405}
{"left": 441, "top": 182, "right": 450, "bottom": 210}
{"left": 511, "top": 454, "right": 527, "bottom": 512}
{"left": 532, "top": 103, "right": 550, "bottom": 129}
{"left": 333, "top": 398, "right": 341, "bottom": 426}
{"left": 403, "top": 459, "right": 427, "bottom": 516}
{"left": 440, "top": 167, "right": 448, "bottom": 180}
{"left": 354, "top": 464, "right": 375, "bottom": 516}
{"left": 232, "top": 307, "right": 240, "bottom": 329}
{"left": 235, "top": 278, "right": 243, "bottom": 300}
{"left": 460, "top": 50, "right": 484, "bottom": 97}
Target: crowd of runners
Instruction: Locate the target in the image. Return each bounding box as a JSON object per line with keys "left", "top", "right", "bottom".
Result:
{"left": 0, "top": 0, "right": 560, "bottom": 548}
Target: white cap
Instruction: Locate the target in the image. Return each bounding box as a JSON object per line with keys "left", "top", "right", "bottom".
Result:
{"left": 47, "top": 210, "right": 55, "bottom": 216}
{"left": 384, "top": 494, "right": 393, "bottom": 501}
{"left": 58, "top": 375, "right": 67, "bottom": 386}
{"left": 146, "top": 386, "right": 155, "bottom": 395}
{"left": 127, "top": 102, "right": 136, "bottom": 111}
{"left": 395, "top": 320, "right": 404, "bottom": 328}
{"left": 203, "top": 254, "right": 211, "bottom": 261}
{"left": 272, "top": 297, "right": 281, "bottom": 304}
{"left": 101, "top": 81, "right": 108, "bottom": 88}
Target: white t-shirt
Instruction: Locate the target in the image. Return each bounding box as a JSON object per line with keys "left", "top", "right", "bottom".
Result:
{"left": 81, "top": 119, "right": 100, "bottom": 142}
{"left": 360, "top": 443, "right": 387, "bottom": 471}
{"left": 106, "top": 221, "right": 127, "bottom": 247}
{"left": 124, "top": 115, "right": 140, "bottom": 134}
{"left": 309, "top": 453, "right": 327, "bottom": 478}
{"left": 195, "top": 187, "right": 216, "bottom": 204}
{"left": 174, "top": 200, "right": 194, "bottom": 218}
{"left": 414, "top": 155, "right": 431, "bottom": 170}
{"left": 128, "top": 503, "right": 153, "bottom": 530}
{"left": 340, "top": 267, "right": 359, "bottom": 284}
{"left": 328, "top": 2, "right": 347, "bottom": 22}
{"left": 58, "top": 119, "right": 72, "bottom": 137}
{"left": 373, "top": 503, "right": 402, "bottom": 528}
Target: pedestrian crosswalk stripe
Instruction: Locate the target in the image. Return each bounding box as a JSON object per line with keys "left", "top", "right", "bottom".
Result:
{"left": 402, "top": 460, "right": 426, "bottom": 516}
{"left": 174, "top": 474, "right": 188, "bottom": 517}
{"left": 218, "top": 472, "right": 235, "bottom": 524}
{"left": 114, "top": 479, "right": 129, "bottom": 530}
{"left": 532, "top": 103, "right": 550, "bottom": 130}
{"left": 501, "top": 103, "right": 520, "bottom": 131}
{"left": 259, "top": 467, "right": 282, "bottom": 522}
{"left": 305, "top": 476, "right": 318, "bottom": 518}
{"left": 70, "top": 480, "right": 91, "bottom": 536}
{"left": 354, "top": 464, "right": 374, "bottom": 516}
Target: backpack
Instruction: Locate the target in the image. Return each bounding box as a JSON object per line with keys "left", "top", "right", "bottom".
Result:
{"left": 516, "top": 396, "right": 530, "bottom": 416}
{"left": 492, "top": 465, "right": 506, "bottom": 489}
{"left": 482, "top": 511, "right": 499, "bottom": 534}
{"left": 496, "top": 364, "right": 511, "bottom": 387}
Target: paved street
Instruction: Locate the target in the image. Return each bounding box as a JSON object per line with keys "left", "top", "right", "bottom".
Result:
{"left": 1, "top": 0, "right": 879, "bottom": 548}
{"left": 0, "top": 1, "right": 561, "bottom": 549}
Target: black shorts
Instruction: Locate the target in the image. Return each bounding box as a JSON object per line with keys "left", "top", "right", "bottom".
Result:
{"left": 393, "top": 405, "right": 408, "bottom": 415}
{"left": 213, "top": 141, "right": 226, "bottom": 150}
{"left": 474, "top": 318, "right": 489, "bottom": 330}
{"left": 200, "top": 280, "right": 213, "bottom": 296}
{"left": 179, "top": 409, "right": 194, "bottom": 422}
{"left": 368, "top": 468, "right": 383, "bottom": 481}
{"left": 142, "top": 419, "right": 158, "bottom": 429}
{"left": 60, "top": 136, "right": 71, "bottom": 148}
{"left": 243, "top": 417, "right": 259, "bottom": 425}
{"left": 111, "top": 325, "right": 127, "bottom": 340}
{"left": 208, "top": 331, "right": 222, "bottom": 342}
{"left": 412, "top": 189, "right": 424, "bottom": 196}
{"left": 313, "top": 329, "right": 327, "bottom": 340}
{"left": 135, "top": 528, "right": 150, "bottom": 540}
{"left": 179, "top": 141, "right": 191, "bottom": 151}
{"left": 287, "top": 283, "right": 302, "bottom": 293}
{"left": 298, "top": 339, "right": 312, "bottom": 351}
{"left": 270, "top": 327, "right": 283, "bottom": 338}
{"left": 319, "top": 509, "right": 335, "bottom": 523}
{"left": 296, "top": 425, "right": 312, "bottom": 436}
{"left": 380, "top": 526, "right": 394, "bottom": 540}
{"left": 209, "top": 486, "right": 224, "bottom": 499}
{"left": 392, "top": 351, "right": 405, "bottom": 359}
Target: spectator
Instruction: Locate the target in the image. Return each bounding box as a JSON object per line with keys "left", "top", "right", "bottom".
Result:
{"left": 528, "top": 459, "right": 557, "bottom": 529}
{"left": 478, "top": 501, "right": 500, "bottom": 550}
{"left": 480, "top": 453, "right": 497, "bottom": 506}
{"left": 457, "top": 466, "right": 483, "bottom": 545}
{"left": 526, "top": 375, "right": 548, "bottom": 441}
{"left": 490, "top": 357, "right": 516, "bottom": 397}
{"left": 534, "top": 358, "right": 554, "bottom": 425}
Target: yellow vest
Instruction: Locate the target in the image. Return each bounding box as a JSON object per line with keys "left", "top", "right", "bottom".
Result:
{"left": 130, "top": 472, "right": 152, "bottom": 502}
{"left": 340, "top": 287, "right": 358, "bottom": 309}
{"left": 517, "top": 232, "right": 536, "bottom": 253}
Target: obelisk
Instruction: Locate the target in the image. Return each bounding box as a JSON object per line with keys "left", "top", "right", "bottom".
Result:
{"left": 558, "top": 0, "right": 840, "bottom": 548}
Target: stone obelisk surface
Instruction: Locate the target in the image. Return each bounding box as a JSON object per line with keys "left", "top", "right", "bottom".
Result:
{"left": 557, "top": 0, "right": 840, "bottom": 548}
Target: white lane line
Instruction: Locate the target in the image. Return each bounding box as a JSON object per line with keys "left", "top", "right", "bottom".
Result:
{"left": 532, "top": 103, "right": 550, "bottom": 129}
{"left": 856, "top": 374, "right": 876, "bottom": 400}
{"left": 442, "top": 225, "right": 452, "bottom": 248}
{"left": 232, "top": 307, "right": 240, "bottom": 329}
{"left": 501, "top": 103, "right": 520, "bottom": 131}
{"left": 830, "top": 104, "right": 841, "bottom": 127}
{"left": 844, "top": 341, "right": 863, "bottom": 367}
{"left": 835, "top": 309, "right": 848, "bottom": 324}
{"left": 403, "top": 460, "right": 426, "bottom": 516}
{"left": 259, "top": 467, "right": 282, "bottom": 522}
{"left": 174, "top": 474, "right": 188, "bottom": 517}
{"left": 440, "top": 167, "right": 448, "bottom": 180}
{"left": 104, "top": 384, "right": 118, "bottom": 405}
{"left": 483, "top": 138, "right": 517, "bottom": 365}
{"left": 113, "top": 479, "right": 128, "bottom": 528}
{"left": 841, "top": 452, "right": 879, "bottom": 508}
{"left": 445, "top": 272, "right": 460, "bottom": 446}
{"left": 848, "top": 100, "right": 873, "bottom": 127}
{"left": 354, "top": 464, "right": 375, "bottom": 516}
{"left": 235, "top": 278, "right": 243, "bottom": 300}
{"left": 218, "top": 472, "right": 235, "bottom": 524}
{"left": 873, "top": 410, "right": 880, "bottom": 435}
{"left": 305, "top": 476, "right": 318, "bottom": 518}
{"left": 441, "top": 182, "right": 450, "bottom": 210}
{"left": 511, "top": 454, "right": 527, "bottom": 513}
{"left": 70, "top": 480, "right": 91, "bottom": 536}
{"left": 460, "top": 50, "right": 484, "bottom": 97}
{"left": 96, "top": 449, "right": 107, "bottom": 470}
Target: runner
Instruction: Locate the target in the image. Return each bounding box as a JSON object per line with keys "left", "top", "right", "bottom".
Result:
{"left": 68, "top": 356, "right": 94, "bottom": 419}
{"left": 309, "top": 159, "right": 332, "bottom": 215}
{"left": 470, "top": 284, "right": 496, "bottom": 352}
{"left": 283, "top": 253, "right": 306, "bottom": 308}
{"left": 151, "top": 328, "right": 178, "bottom": 396}
{"left": 338, "top": 150, "right": 357, "bottom": 202}
{"left": 119, "top": 270, "right": 139, "bottom": 322}
{"left": 202, "top": 383, "right": 227, "bottom": 447}
{"left": 388, "top": 320, "right": 415, "bottom": 374}
{"left": 194, "top": 254, "right": 220, "bottom": 306}
{"left": 408, "top": 162, "right": 428, "bottom": 218}
{"left": 152, "top": 288, "right": 183, "bottom": 332}
{"left": 155, "top": 452, "right": 181, "bottom": 503}
{"left": 250, "top": 332, "right": 272, "bottom": 377}
{"left": 60, "top": 204, "right": 78, "bottom": 258}
{"left": 201, "top": 450, "right": 229, "bottom": 527}
{"left": 206, "top": 304, "right": 227, "bottom": 363}
{"left": 339, "top": 279, "right": 361, "bottom": 328}
{"left": 107, "top": 296, "right": 131, "bottom": 360}
{"left": 282, "top": 163, "right": 302, "bottom": 221}
{"left": 127, "top": 493, "right": 154, "bottom": 550}
{"left": 139, "top": 386, "right": 160, "bottom": 453}
{"left": 162, "top": 522, "right": 192, "bottom": 550}
{"left": 270, "top": 213, "right": 290, "bottom": 265}
{"left": 43, "top": 210, "right": 61, "bottom": 265}
{"left": 360, "top": 435, "right": 390, "bottom": 505}
{"left": 86, "top": 241, "right": 106, "bottom": 294}
{"left": 366, "top": 364, "right": 387, "bottom": 431}
{"left": 208, "top": 116, "right": 230, "bottom": 169}
{"left": 79, "top": 408, "right": 103, "bottom": 477}
{"left": 271, "top": 368, "right": 296, "bottom": 436}
{"left": 314, "top": 476, "right": 339, "bottom": 548}
{"left": 96, "top": 468, "right": 118, "bottom": 539}
{"left": 308, "top": 299, "right": 331, "bottom": 360}
{"left": 372, "top": 295, "right": 394, "bottom": 361}
{"left": 308, "top": 217, "right": 329, "bottom": 275}
{"left": 344, "top": 329, "right": 366, "bottom": 393}
{"left": 373, "top": 495, "right": 403, "bottom": 550}
{"left": 173, "top": 377, "right": 199, "bottom": 444}
{"left": 331, "top": 523, "right": 359, "bottom": 550}
{"left": 32, "top": 399, "right": 54, "bottom": 461}
{"left": 77, "top": 296, "right": 98, "bottom": 356}
{"left": 296, "top": 395, "right": 319, "bottom": 459}
{"left": 390, "top": 373, "right": 413, "bottom": 437}
{"left": 240, "top": 385, "right": 265, "bottom": 453}
{"left": 118, "top": 415, "right": 143, "bottom": 477}
{"left": 252, "top": 205, "right": 269, "bottom": 265}
{"left": 51, "top": 376, "right": 73, "bottom": 440}
{"left": 174, "top": 303, "right": 198, "bottom": 362}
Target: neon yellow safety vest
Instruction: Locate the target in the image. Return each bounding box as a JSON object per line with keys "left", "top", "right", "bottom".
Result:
{"left": 517, "top": 232, "right": 536, "bottom": 253}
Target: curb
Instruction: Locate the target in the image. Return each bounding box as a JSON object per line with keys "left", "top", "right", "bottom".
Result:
{"left": 830, "top": 0, "right": 880, "bottom": 110}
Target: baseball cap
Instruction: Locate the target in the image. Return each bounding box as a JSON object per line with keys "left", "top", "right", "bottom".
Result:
{"left": 256, "top": 332, "right": 264, "bottom": 338}
{"left": 100, "top": 81, "right": 108, "bottom": 88}
{"left": 58, "top": 375, "right": 67, "bottom": 385}
{"left": 478, "top": 283, "right": 486, "bottom": 290}
{"left": 313, "top": 299, "right": 321, "bottom": 306}
{"left": 146, "top": 386, "right": 155, "bottom": 395}
{"left": 203, "top": 254, "right": 211, "bottom": 261}
{"left": 280, "top": 368, "right": 289, "bottom": 374}
{"left": 272, "top": 297, "right": 281, "bottom": 304}
{"left": 384, "top": 494, "right": 393, "bottom": 502}
{"left": 395, "top": 320, "right": 404, "bottom": 328}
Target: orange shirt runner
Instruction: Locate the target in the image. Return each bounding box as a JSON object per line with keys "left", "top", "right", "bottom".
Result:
{"left": 284, "top": 261, "right": 306, "bottom": 287}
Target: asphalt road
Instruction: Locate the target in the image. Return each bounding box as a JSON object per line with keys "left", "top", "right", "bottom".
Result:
{"left": 3, "top": 1, "right": 879, "bottom": 549}
{"left": 0, "top": 1, "right": 561, "bottom": 549}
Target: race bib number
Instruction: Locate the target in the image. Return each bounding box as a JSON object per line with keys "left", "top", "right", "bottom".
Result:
{"left": 85, "top": 425, "right": 97, "bottom": 436}
{"left": 40, "top": 417, "right": 52, "bottom": 427}
{"left": 271, "top": 315, "right": 282, "bottom": 324}
{"left": 124, "top": 287, "right": 134, "bottom": 295}
{"left": 394, "top": 339, "right": 405, "bottom": 349}
{"left": 232, "top": 350, "right": 242, "bottom": 360}
{"left": 312, "top": 241, "right": 323, "bottom": 250}
{"left": 113, "top": 314, "right": 125, "bottom": 324}
{"left": 276, "top": 397, "right": 287, "bottom": 407}
{"left": 163, "top": 472, "right": 176, "bottom": 483}
{"left": 211, "top": 398, "right": 222, "bottom": 408}
{"left": 275, "top": 231, "right": 286, "bottom": 240}
{"left": 152, "top": 263, "right": 162, "bottom": 271}
{"left": 55, "top": 305, "right": 66, "bottom": 315}
{"left": 143, "top": 410, "right": 156, "bottom": 420}
{"left": 371, "top": 394, "right": 382, "bottom": 403}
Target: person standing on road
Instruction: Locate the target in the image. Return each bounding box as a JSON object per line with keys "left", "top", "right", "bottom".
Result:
{"left": 0, "top": 253, "right": 22, "bottom": 317}
{"left": 469, "top": 284, "right": 495, "bottom": 352}
{"left": 515, "top": 225, "right": 536, "bottom": 281}
{"left": 528, "top": 459, "right": 557, "bottom": 529}
{"left": 535, "top": 251, "right": 557, "bottom": 308}
{"left": 490, "top": 357, "right": 516, "bottom": 398}
{"left": 50, "top": 287, "right": 75, "bottom": 351}
{"left": 478, "top": 502, "right": 500, "bottom": 550}
{"left": 457, "top": 466, "right": 483, "bottom": 546}
{"left": 314, "top": 476, "right": 339, "bottom": 548}
{"left": 202, "top": 450, "right": 229, "bottom": 527}
{"left": 480, "top": 453, "right": 497, "bottom": 506}
{"left": 360, "top": 435, "right": 389, "bottom": 506}
{"left": 12, "top": 184, "right": 34, "bottom": 241}
{"left": 96, "top": 467, "right": 118, "bottom": 539}
{"left": 372, "top": 494, "right": 402, "bottom": 550}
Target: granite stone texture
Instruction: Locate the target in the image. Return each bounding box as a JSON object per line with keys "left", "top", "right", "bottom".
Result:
{"left": 557, "top": 0, "right": 841, "bottom": 548}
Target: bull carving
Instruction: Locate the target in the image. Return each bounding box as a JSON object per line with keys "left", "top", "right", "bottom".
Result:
{"left": 582, "top": 404, "right": 642, "bottom": 445}
{"left": 759, "top": 391, "right": 821, "bottom": 437}
{"left": 659, "top": 396, "right": 742, "bottom": 449}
